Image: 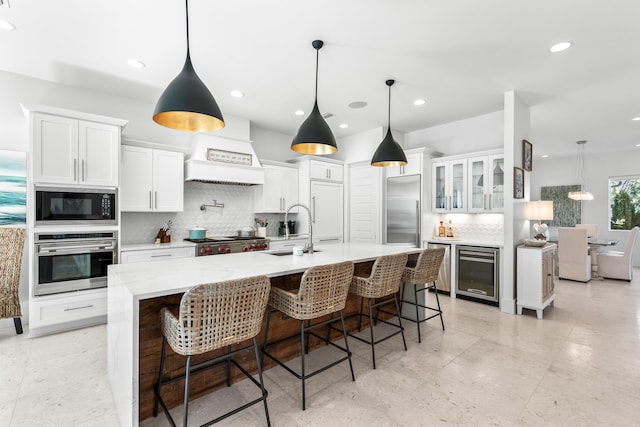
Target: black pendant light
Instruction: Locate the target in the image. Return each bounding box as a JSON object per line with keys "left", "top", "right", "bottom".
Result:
{"left": 291, "top": 40, "right": 337, "bottom": 155}
{"left": 371, "top": 80, "right": 407, "bottom": 167}
{"left": 153, "top": 0, "right": 224, "bottom": 132}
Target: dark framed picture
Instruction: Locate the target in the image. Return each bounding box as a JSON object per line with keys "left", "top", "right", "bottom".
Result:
{"left": 522, "top": 139, "right": 533, "bottom": 171}
{"left": 514, "top": 167, "right": 525, "bottom": 199}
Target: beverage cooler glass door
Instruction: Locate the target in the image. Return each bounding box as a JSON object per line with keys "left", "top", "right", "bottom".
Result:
{"left": 456, "top": 246, "right": 499, "bottom": 302}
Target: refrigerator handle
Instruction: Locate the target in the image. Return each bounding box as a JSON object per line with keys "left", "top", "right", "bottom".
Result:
{"left": 415, "top": 200, "right": 420, "bottom": 247}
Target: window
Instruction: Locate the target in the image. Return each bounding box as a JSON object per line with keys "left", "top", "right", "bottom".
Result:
{"left": 609, "top": 176, "right": 640, "bottom": 230}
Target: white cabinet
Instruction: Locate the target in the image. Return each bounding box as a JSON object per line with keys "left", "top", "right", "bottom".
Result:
{"left": 432, "top": 159, "right": 467, "bottom": 212}
{"left": 121, "top": 146, "right": 184, "bottom": 212}
{"left": 31, "top": 113, "right": 120, "bottom": 186}
{"left": 309, "top": 160, "right": 343, "bottom": 182}
{"left": 289, "top": 156, "right": 344, "bottom": 244}
{"left": 253, "top": 160, "right": 299, "bottom": 212}
{"left": 311, "top": 180, "right": 344, "bottom": 243}
{"left": 467, "top": 154, "right": 505, "bottom": 212}
{"left": 29, "top": 289, "right": 107, "bottom": 336}
{"left": 386, "top": 151, "right": 423, "bottom": 178}
{"left": 120, "top": 246, "right": 195, "bottom": 263}
{"left": 517, "top": 243, "right": 556, "bottom": 319}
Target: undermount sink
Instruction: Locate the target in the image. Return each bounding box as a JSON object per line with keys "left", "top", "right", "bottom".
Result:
{"left": 265, "top": 249, "right": 321, "bottom": 256}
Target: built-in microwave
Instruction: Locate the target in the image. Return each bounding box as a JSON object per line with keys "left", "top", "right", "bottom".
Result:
{"left": 35, "top": 186, "right": 117, "bottom": 225}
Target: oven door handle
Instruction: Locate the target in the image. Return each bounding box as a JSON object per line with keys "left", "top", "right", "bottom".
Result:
{"left": 38, "top": 244, "right": 116, "bottom": 254}
{"left": 459, "top": 256, "right": 495, "bottom": 264}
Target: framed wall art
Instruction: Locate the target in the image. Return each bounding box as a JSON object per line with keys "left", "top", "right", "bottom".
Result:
{"left": 514, "top": 167, "right": 524, "bottom": 199}
{"left": 522, "top": 139, "right": 532, "bottom": 171}
{"left": 0, "top": 150, "right": 27, "bottom": 226}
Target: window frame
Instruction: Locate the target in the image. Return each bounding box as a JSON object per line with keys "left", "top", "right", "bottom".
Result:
{"left": 608, "top": 174, "right": 640, "bottom": 231}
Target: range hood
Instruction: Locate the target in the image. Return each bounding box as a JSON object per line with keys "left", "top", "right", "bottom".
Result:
{"left": 184, "top": 134, "right": 265, "bottom": 185}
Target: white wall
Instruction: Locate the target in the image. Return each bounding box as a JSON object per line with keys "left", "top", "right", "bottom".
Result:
{"left": 250, "top": 125, "right": 295, "bottom": 162}
{"left": 530, "top": 150, "right": 640, "bottom": 266}
{"left": 404, "top": 111, "right": 503, "bottom": 156}
{"left": 335, "top": 126, "right": 385, "bottom": 164}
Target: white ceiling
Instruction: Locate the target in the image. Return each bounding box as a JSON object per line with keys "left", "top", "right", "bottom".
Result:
{"left": 2, "top": 0, "right": 640, "bottom": 158}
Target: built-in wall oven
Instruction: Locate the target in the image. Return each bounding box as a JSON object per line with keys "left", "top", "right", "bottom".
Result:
{"left": 35, "top": 186, "right": 117, "bottom": 225}
{"left": 456, "top": 245, "right": 499, "bottom": 303}
{"left": 34, "top": 231, "right": 117, "bottom": 296}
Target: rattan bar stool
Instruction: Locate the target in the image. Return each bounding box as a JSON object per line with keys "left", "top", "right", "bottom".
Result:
{"left": 346, "top": 253, "right": 408, "bottom": 369}
{"left": 400, "top": 247, "right": 446, "bottom": 343}
{"left": 0, "top": 228, "right": 26, "bottom": 335}
{"left": 153, "top": 276, "right": 271, "bottom": 427}
{"left": 261, "top": 261, "right": 355, "bottom": 410}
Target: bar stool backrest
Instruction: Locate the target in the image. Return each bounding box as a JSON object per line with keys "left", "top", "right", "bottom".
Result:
{"left": 403, "top": 248, "right": 445, "bottom": 285}
{"left": 162, "top": 276, "right": 271, "bottom": 356}
{"left": 0, "top": 228, "right": 26, "bottom": 319}
{"left": 359, "top": 253, "right": 408, "bottom": 298}
{"left": 295, "top": 261, "right": 354, "bottom": 319}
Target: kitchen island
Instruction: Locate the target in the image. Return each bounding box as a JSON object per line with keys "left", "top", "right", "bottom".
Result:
{"left": 107, "top": 242, "right": 421, "bottom": 426}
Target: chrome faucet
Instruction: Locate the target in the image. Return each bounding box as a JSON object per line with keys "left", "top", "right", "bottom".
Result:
{"left": 284, "top": 203, "right": 313, "bottom": 254}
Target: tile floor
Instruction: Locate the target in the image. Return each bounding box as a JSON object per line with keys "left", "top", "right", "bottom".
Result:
{"left": 2, "top": 271, "right": 640, "bottom": 426}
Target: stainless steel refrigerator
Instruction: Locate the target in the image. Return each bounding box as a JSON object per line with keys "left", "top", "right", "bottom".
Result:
{"left": 385, "top": 175, "right": 421, "bottom": 247}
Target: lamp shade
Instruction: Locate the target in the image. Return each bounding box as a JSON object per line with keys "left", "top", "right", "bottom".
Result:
{"left": 525, "top": 200, "right": 554, "bottom": 220}
{"left": 291, "top": 102, "right": 337, "bottom": 154}
{"left": 153, "top": 54, "right": 225, "bottom": 132}
{"left": 371, "top": 128, "right": 407, "bottom": 166}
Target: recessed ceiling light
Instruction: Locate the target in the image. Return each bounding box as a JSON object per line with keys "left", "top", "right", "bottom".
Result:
{"left": 541, "top": 154, "right": 549, "bottom": 158}
{"left": 549, "top": 41, "right": 572, "bottom": 53}
{"left": 339, "top": 123, "right": 348, "bottom": 129}
{"left": 294, "top": 110, "right": 305, "bottom": 116}
{"left": 348, "top": 101, "right": 367, "bottom": 109}
{"left": 230, "top": 90, "right": 244, "bottom": 98}
{"left": 126, "top": 58, "right": 145, "bottom": 69}
{"left": 413, "top": 99, "right": 426, "bottom": 106}
{"left": 632, "top": 117, "right": 640, "bottom": 121}
{"left": 636, "top": 143, "right": 640, "bottom": 147}
{"left": 0, "top": 19, "right": 16, "bottom": 31}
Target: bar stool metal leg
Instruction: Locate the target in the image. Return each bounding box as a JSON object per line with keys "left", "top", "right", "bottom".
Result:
{"left": 14, "top": 318, "right": 23, "bottom": 335}
{"left": 414, "top": 284, "right": 422, "bottom": 343}
{"left": 367, "top": 300, "right": 377, "bottom": 369}
{"left": 183, "top": 355, "right": 192, "bottom": 427}
{"left": 394, "top": 295, "right": 407, "bottom": 351}
{"left": 252, "top": 337, "right": 271, "bottom": 426}
{"left": 432, "top": 283, "right": 445, "bottom": 331}
{"left": 153, "top": 336, "right": 167, "bottom": 417}
{"left": 300, "top": 320, "right": 307, "bottom": 410}
{"left": 339, "top": 311, "right": 356, "bottom": 381}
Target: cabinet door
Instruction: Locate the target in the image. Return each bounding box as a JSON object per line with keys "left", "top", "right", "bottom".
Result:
{"left": 311, "top": 181, "right": 343, "bottom": 240}
{"left": 310, "top": 161, "right": 342, "bottom": 181}
{"left": 78, "top": 121, "right": 119, "bottom": 187}
{"left": 32, "top": 113, "right": 79, "bottom": 184}
{"left": 432, "top": 162, "right": 447, "bottom": 212}
{"left": 120, "top": 146, "right": 153, "bottom": 212}
{"left": 488, "top": 155, "right": 504, "bottom": 211}
{"left": 281, "top": 166, "right": 299, "bottom": 209}
{"left": 403, "top": 152, "right": 422, "bottom": 175}
{"left": 468, "top": 156, "right": 487, "bottom": 212}
{"left": 258, "top": 165, "right": 286, "bottom": 212}
{"left": 153, "top": 150, "right": 184, "bottom": 212}
{"left": 449, "top": 159, "right": 467, "bottom": 212}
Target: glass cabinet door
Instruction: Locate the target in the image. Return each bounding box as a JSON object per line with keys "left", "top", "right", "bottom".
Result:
{"left": 469, "top": 158, "right": 486, "bottom": 211}
{"left": 450, "top": 160, "right": 466, "bottom": 211}
{"left": 490, "top": 155, "right": 504, "bottom": 211}
{"left": 433, "top": 163, "right": 446, "bottom": 210}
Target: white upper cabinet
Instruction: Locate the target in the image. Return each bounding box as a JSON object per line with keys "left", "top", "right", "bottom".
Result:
{"left": 386, "top": 151, "right": 423, "bottom": 178}
{"left": 32, "top": 113, "right": 120, "bottom": 187}
{"left": 120, "top": 146, "right": 184, "bottom": 212}
{"left": 431, "top": 159, "right": 467, "bottom": 213}
{"left": 311, "top": 180, "right": 344, "bottom": 243}
{"left": 467, "top": 154, "right": 505, "bottom": 212}
{"left": 254, "top": 160, "right": 299, "bottom": 213}
{"left": 309, "top": 160, "right": 343, "bottom": 182}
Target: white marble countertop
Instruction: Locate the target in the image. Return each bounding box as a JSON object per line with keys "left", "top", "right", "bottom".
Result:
{"left": 266, "top": 235, "right": 309, "bottom": 241}
{"left": 120, "top": 241, "right": 197, "bottom": 252}
{"left": 425, "top": 237, "right": 504, "bottom": 248}
{"left": 108, "top": 242, "right": 421, "bottom": 300}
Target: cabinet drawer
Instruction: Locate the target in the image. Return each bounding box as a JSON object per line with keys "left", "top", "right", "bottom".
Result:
{"left": 268, "top": 238, "right": 308, "bottom": 250}
{"left": 120, "top": 247, "right": 195, "bottom": 263}
{"left": 31, "top": 291, "right": 107, "bottom": 327}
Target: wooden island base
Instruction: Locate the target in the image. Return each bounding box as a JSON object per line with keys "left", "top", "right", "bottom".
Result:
{"left": 137, "top": 260, "right": 399, "bottom": 421}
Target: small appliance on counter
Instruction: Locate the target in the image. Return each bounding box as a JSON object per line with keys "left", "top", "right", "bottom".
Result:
{"left": 278, "top": 221, "right": 297, "bottom": 236}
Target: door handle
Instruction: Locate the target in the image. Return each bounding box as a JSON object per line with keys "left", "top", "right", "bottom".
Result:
{"left": 312, "top": 196, "right": 316, "bottom": 223}
{"left": 489, "top": 194, "right": 492, "bottom": 210}
{"left": 81, "top": 159, "right": 85, "bottom": 181}
{"left": 64, "top": 304, "right": 93, "bottom": 312}
{"left": 155, "top": 191, "right": 158, "bottom": 209}
{"left": 149, "top": 191, "right": 152, "bottom": 209}
{"left": 73, "top": 159, "right": 77, "bottom": 181}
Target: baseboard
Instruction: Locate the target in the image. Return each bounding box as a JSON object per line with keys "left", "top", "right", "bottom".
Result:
{"left": 500, "top": 298, "right": 516, "bottom": 314}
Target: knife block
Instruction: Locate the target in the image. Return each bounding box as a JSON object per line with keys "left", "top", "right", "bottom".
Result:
{"left": 156, "top": 229, "right": 171, "bottom": 243}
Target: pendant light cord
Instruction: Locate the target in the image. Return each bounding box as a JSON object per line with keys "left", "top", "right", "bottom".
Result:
{"left": 387, "top": 84, "right": 391, "bottom": 129}
{"left": 185, "top": 0, "right": 190, "bottom": 56}
{"left": 314, "top": 48, "right": 319, "bottom": 102}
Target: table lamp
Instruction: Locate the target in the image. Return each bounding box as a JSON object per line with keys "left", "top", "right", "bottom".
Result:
{"left": 525, "top": 200, "right": 554, "bottom": 240}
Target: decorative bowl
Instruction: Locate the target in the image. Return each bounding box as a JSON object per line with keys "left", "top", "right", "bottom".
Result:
{"left": 524, "top": 238, "right": 547, "bottom": 247}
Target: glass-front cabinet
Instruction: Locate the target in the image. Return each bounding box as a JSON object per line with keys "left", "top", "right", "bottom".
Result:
{"left": 467, "top": 154, "right": 504, "bottom": 213}
{"left": 432, "top": 159, "right": 467, "bottom": 212}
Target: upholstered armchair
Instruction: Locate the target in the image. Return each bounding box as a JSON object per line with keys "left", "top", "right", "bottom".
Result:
{"left": 575, "top": 223, "right": 598, "bottom": 240}
{"left": 558, "top": 227, "right": 591, "bottom": 282}
{"left": 598, "top": 226, "right": 639, "bottom": 281}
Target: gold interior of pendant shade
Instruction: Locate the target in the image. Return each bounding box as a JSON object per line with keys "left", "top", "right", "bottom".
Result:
{"left": 153, "top": 111, "right": 225, "bottom": 133}
{"left": 371, "top": 159, "right": 406, "bottom": 167}
{"left": 291, "top": 142, "right": 338, "bottom": 155}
